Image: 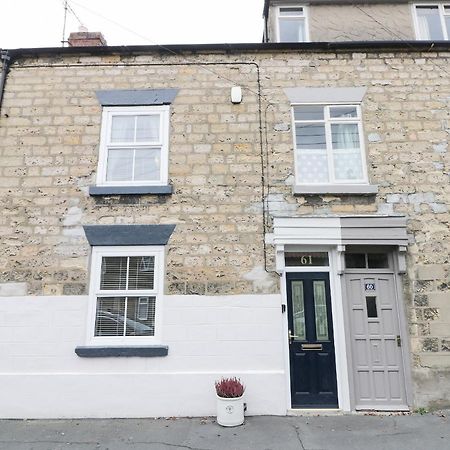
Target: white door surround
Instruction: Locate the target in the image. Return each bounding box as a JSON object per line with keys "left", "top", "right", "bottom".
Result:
{"left": 268, "top": 215, "right": 413, "bottom": 413}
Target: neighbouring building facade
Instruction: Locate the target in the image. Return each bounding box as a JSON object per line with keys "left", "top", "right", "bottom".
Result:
{"left": 0, "top": 1, "right": 449, "bottom": 418}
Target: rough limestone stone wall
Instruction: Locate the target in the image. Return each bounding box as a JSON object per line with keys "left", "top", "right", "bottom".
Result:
{"left": 0, "top": 56, "right": 276, "bottom": 297}
{"left": 0, "top": 48, "right": 449, "bottom": 407}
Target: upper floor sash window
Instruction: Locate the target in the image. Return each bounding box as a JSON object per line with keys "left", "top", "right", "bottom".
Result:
{"left": 277, "top": 6, "right": 309, "bottom": 42}
{"left": 414, "top": 4, "right": 450, "bottom": 40}
{"left": 97, "top": 106, "right": 170, "bottom": 187}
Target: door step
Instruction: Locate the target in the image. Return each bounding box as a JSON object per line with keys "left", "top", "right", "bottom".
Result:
{"left": 287, "top": 408, "right": 343, "bottom": 416}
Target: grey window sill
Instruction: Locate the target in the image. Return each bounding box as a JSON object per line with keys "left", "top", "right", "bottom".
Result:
{"left": 293, "top": 184, "right": 379, "bottom": 195}
{"left": 75, "top": 346, "right": 169, "bottom": 358}
{"left": 89, "top": 185, "right": 173, "bottom": 196}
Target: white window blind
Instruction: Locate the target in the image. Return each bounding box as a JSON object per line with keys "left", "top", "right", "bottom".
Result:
{"left": 91, "top": 250, "right": 162, "bottom": 340}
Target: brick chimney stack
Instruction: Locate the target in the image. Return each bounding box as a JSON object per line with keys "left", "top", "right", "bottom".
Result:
{"left": 68, "top": 26, "right": 107, "bottom": 47}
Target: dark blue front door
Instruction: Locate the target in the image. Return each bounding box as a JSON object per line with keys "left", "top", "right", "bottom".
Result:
{"left": 287, "top": 272, "right": 338, "bottom": 408}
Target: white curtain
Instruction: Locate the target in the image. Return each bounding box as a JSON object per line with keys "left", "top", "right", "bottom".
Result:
{"left": 111, "top": 116, "right": 135, "bottom": 142}
{"left": 106, "top": 149, "right": 134, "bottom": 181}
{"left": 416, "top": 7, "right": 444, "bottom": 40}
{"left": 136, "top": 115, "right": 160, "bottom": 142}
{"left": 417, "top": 13, "right": 432, "bottom": 40}
{"left": 335, "top": 124, "right": 359, "bottom": 149}
{"left": 297, "top": 20, "right": 305, "bottom": 42}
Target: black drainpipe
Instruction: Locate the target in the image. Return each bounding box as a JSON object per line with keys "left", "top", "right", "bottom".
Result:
{"left": 0, "top": 50, "right": 11, "bottom": 114}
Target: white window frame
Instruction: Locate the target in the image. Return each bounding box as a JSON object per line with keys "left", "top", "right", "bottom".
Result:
{"left": 412, "top": 3, "right": 450, "bottom": 40}
{"left": 96, "top": 105, "right": 170, "bottom": 187}
{"left": 291, "top": 104, "right": 369, "bottom": 186}
{"left": 275, "top": 5, "right": 310, "bottom": 43}
{"left": 86, "top": 245, "right": 165, "bottom": 346}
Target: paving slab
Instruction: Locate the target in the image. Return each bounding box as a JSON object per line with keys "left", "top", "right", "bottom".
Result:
{"left": 0, "top": 412, "right": 448, "bottom": 450}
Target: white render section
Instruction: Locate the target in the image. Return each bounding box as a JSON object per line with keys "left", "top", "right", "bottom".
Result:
{"left": 0, "top": 282, "right": 27, "bottom": 296}
{"left": 0, "top": 294, "right": 285, "bottom": 419}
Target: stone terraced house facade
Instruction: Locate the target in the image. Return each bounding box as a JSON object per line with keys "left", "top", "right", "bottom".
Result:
{"left": 0, "top": 0, "right": 449, "bottom": 418}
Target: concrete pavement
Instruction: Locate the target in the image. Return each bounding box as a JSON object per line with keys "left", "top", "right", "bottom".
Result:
{"left": 0, "top": 411, "right": 448, "bottom": 450}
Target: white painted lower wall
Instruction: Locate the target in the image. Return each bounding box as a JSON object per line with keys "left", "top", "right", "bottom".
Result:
{"left": 0, "top": 294, "right": 286, "bottom": 419}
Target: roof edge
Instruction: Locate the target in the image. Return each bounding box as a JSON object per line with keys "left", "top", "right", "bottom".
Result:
{"left": 6, "top": 41, "right": 450, "bottom": 62}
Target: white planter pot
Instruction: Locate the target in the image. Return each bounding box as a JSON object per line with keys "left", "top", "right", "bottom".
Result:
{"left": 216, "top": 395, "right": 245, "bottom": 427}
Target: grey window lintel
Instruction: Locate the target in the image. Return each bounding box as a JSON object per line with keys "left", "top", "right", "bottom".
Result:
{"left": 83, "top": 224, "right": 176, "bottom": 246}
{"left": 284, "top": 87, "right": 367, "bottom": 104}
{"left": 89, "top": 185, "right": 173, "bottom": 196}
{"left": 96, "top": 89, "right": 179, "bottom": 106}
{"left": 75, "top": 346, "right": 169, "bottom": 358}
{"left": 293, "top": 184, "right": 379, "bottom": 195}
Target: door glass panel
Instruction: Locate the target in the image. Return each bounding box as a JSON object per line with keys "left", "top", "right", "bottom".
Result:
{"left": 345, "top": 253, "right": 366, "bottom": 268}
{"left": 345, "top": 252, "right": 390, "bottom": 269}
{"left": 291, "top": 281, "right": 306, "bottom": 340}
{"left": 285, "top": 252, "right": 329, "bottom": 267}
{"left": 366, "top": 296, "right": 378, "bottom": 318}
{"left": 368, "top": 253, "right": 389, "bottom": 269}
{"left": 313, "top": 281, "right": 329, "bottom": 341}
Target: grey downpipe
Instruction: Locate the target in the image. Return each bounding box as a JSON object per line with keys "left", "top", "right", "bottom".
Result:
{"left": 0, "top": 50, "right": 11, "bottom": 114}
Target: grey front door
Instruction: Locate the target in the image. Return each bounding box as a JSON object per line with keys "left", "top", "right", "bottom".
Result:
{"left": 345, "top": 273, "right": 408, "bottom": 410}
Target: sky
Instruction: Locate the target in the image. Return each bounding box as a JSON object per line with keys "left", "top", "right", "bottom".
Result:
{"left": 1, "top": 0, "right": 265, "bottom": 49}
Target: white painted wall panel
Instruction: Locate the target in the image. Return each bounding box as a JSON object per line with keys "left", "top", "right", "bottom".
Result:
{"left": 0, "top": 294, "right": 286, "bottom": 418}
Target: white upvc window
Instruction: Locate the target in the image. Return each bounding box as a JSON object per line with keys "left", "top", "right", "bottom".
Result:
{"left": 276, "top": 5, "right": 309, "bottom": 42}
{"left": 87, "top": 246, "right": 164, "bottom": 345}
{"left": 292, "top": 105, "right": 368, "bottom": 185}
{"left": 97, "top": 106, "right": 170, "bottom": 186}
{"left": 413, "top": 3, "right": 450, "bottom": 40}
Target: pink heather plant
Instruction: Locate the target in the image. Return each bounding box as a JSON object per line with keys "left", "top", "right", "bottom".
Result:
{"left": 215, "top": 377, "right": 245, "bottom": 398}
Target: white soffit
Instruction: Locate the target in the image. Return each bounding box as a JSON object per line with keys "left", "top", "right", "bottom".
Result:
{"left": 284, "top": 87, "right": 367, "bottom": 104}
{"left": 272, "top": 215, "right": 408, "bottom": 246}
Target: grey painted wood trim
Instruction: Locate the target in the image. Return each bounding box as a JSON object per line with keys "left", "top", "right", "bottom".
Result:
{"left": 83, "top": 224, "right": 176, "bottom": 246}
{"left": 284, "top": 87, "right": 367, "bottom": 104}
{"left": 293, "top": 184, "right": 378, "bottom": 195}
{"left": 340, "top": 216, "right": 407, "bottom": 229}
{"left": 272, "top": 215, "right": 409, "bottom": 247}
{"left": 75, "top": 346, "right": 169, "bottom": 357}
{"left": 96, "top": 89, "right": 179, "bottom": 106}
{"left": 89, "top": 185, "right": 173, "bottom": 196}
